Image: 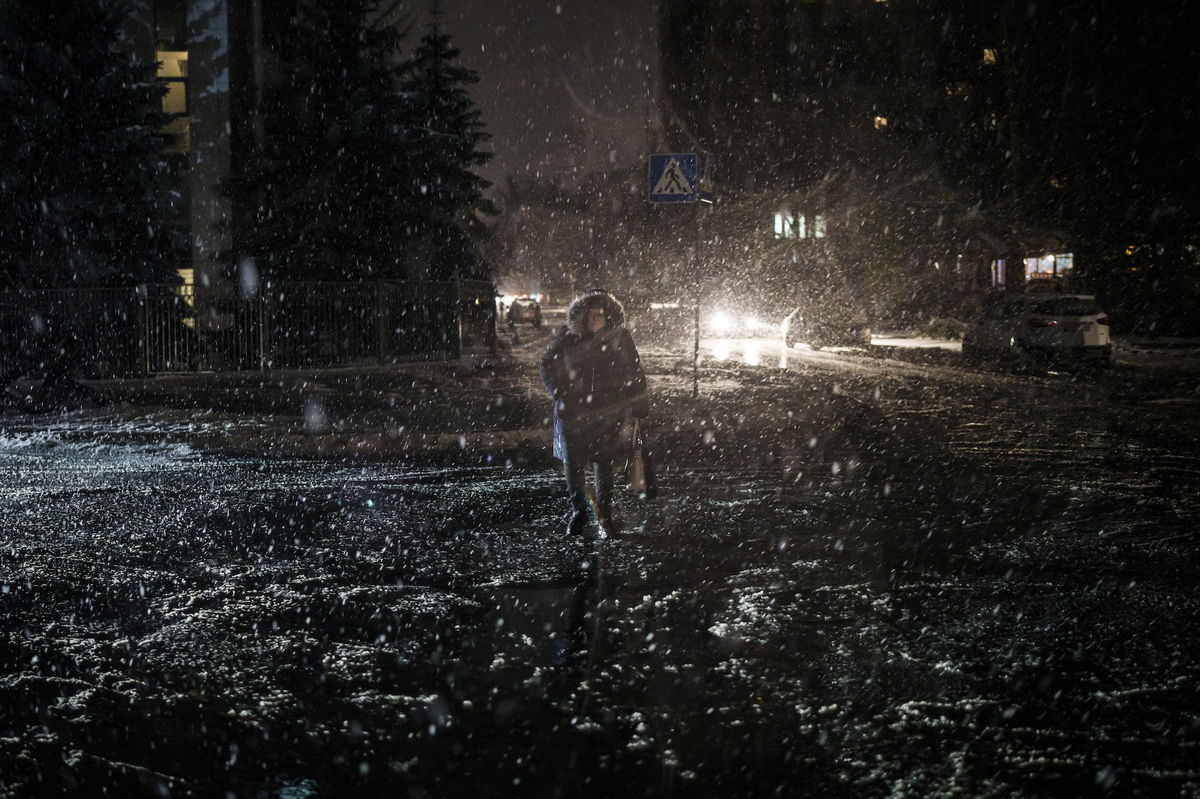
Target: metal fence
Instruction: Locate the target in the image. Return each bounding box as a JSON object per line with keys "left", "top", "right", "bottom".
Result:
{"left": 1, "top": 280, "right": 496, "bottom": 378}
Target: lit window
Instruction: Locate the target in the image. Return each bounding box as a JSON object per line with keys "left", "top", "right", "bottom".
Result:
{"left": 774, "top": 211, "right": 826, "bottom": 239}
{"left": 982, "top": 48, "right": 997, "bottom": 65}
{"left": 774, "top": 212, "right": 794, "bottom": 239}
{"left": 157, "top": 50, "right": 189, "bottom": 153}
{"left": 1025, "top": 255, "right": 1053, "bottom": 279}
{"left": 1024, "top": 252, "right": 1074, "bottom": 280}
{"left": 175, "top": 269, "right": 196, "bottom": 318}
{"left": 874, "top": 115, "right": 889, "bottom": 130}
{"left": 991, "top": 259, "right": 1006, "bottom": 287}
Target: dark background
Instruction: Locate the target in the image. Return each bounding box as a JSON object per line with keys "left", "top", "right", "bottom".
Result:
{"left": 440, "top": 0, "right": 659, "bottom": 191}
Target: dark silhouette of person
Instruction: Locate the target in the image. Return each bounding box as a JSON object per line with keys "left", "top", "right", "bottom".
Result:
{"left": 540, "top": 289, "right": 649, "bottom": 537}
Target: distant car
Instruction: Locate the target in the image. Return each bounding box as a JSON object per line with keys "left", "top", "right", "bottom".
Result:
{"left": 507, "top": 298, "right": 542, "bottom": 327}
{"left": 962, "top": 292, "right": 1112, "bottom": 365}
{"left": 782, "top": 307, "right": 872, "bottom": 349}
{"left": 703, "top": 307, "right": 779, "bottom": 338}
{"left": 628, "top": 300, "right": 692, "bottom": 344}
{"left": 779, "top": 284, "right": 873, "bottom": 350}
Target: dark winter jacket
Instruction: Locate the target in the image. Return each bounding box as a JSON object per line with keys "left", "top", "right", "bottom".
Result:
{"left": 540, "top": 291, "right": 649, "bottom": 460}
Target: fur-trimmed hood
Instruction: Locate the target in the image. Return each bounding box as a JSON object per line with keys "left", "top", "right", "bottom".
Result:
{"left": 565, "top": 289, "right": 626, "bottom": 335}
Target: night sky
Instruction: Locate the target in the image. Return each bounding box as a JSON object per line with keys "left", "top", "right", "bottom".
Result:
{"left": 439, "top": 0, "right": 659, "bottom": 191}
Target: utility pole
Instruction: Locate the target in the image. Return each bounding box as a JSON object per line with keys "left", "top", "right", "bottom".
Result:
{"left": 692, "top": 198, "right": 702, "bottom": 398}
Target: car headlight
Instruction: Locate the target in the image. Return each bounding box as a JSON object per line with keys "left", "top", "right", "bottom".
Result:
{"left": 708, "top": 311, "right": 735, "bottom": 335}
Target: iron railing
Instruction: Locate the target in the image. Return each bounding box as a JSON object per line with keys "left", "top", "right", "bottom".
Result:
{"left": 0, "top": 280, "right": 496, "bottom": 378}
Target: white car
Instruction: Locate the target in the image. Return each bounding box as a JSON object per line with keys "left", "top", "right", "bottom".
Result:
{"left": 962, "top": 293, "right": 1112, "bottom": 365}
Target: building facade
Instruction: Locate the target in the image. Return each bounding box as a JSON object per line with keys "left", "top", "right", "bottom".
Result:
{"left": 125, "top": 0, "right": 267, "bottom": 293}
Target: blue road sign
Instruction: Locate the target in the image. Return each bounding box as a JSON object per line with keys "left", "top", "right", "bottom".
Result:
{"left": 648, "top": 153, "right": 698, "bottom": 203}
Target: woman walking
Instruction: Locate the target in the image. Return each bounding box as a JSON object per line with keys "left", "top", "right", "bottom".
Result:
{"left": 540, "top": 289, "right": 649, "bottom": 536}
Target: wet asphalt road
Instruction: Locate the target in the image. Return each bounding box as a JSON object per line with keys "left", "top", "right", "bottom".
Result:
{"left": 2, "top": 338, "right": 1199, "bottom": 797}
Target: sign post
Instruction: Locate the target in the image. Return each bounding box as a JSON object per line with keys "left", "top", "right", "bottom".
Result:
{"left": 649, "top": 153, "right": 713, "bottom": 397}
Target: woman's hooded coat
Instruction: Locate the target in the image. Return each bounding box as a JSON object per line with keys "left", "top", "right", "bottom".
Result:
{"left": 540, "top": 290, "right": 649, "bottom": 461}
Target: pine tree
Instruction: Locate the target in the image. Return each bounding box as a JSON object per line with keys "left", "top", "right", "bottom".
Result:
{"left": 0, "top": 0, "right": 174, "bottom": 289}
{"left": 225, "top": 1, "right": 416, "bottom": 281}
{"left": 225, "top": 1, "right": 493, "bottom": 283}
{"left": 398, "top": 4, "right": 493, "bottom": 280}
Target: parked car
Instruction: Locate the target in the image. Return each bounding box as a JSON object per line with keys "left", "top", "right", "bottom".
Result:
{"left": 961, "top": 293, "right": 1112, "bottom": 366}
{"left": 507, "top": 297, "right": 542, "bottom": 327}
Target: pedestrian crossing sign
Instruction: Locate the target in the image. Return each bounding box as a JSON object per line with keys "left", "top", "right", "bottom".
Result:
{"left": 648, "top": 153, "right": 698, "bottom": 203}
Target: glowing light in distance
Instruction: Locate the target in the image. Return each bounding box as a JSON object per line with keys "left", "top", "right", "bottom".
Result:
{"left": 708, "top": 311, "right": 735, "bottom": 335}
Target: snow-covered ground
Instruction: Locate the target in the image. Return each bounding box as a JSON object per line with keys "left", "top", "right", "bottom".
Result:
{"left": 2, "top": 326, "right": 1198, "bottom": 795}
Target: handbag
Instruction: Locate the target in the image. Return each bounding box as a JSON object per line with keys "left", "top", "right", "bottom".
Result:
{"left": 627, "top": 447, "right": 647, "bottom": 495}
{"left": 625, "top": 419, "right": 658, "bottom": 499}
